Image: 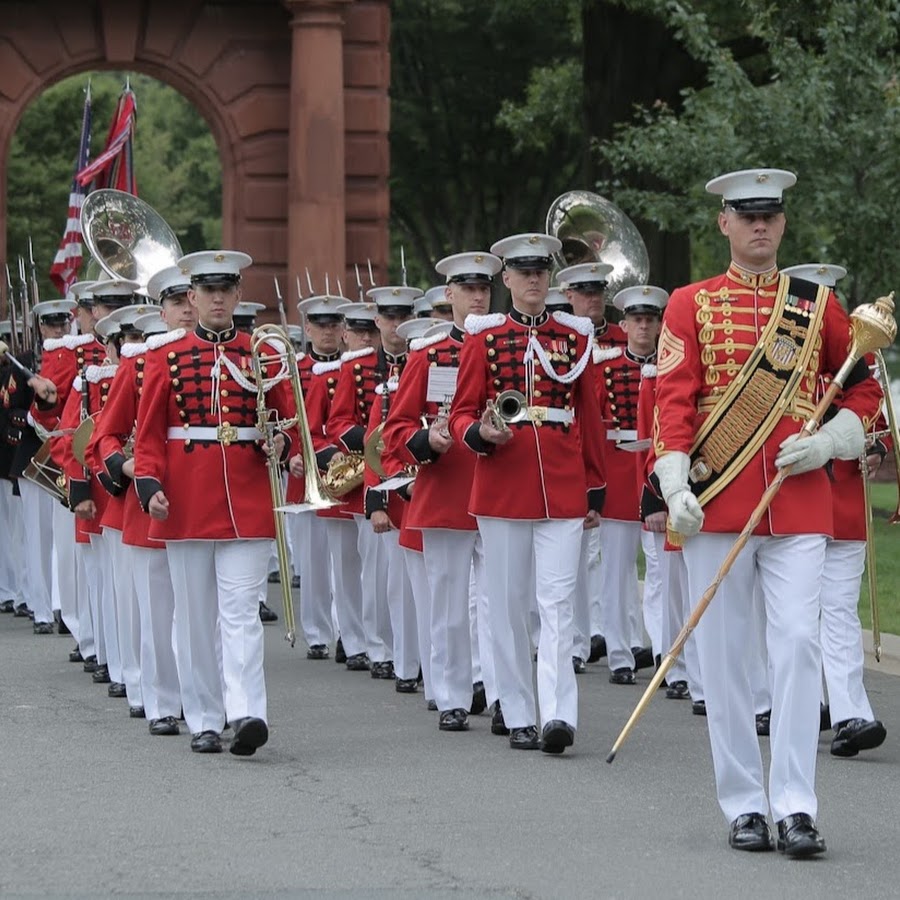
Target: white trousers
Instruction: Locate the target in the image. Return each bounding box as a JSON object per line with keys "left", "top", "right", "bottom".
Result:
{"left": 584, "top": 527, "right": 602, "bottom": 635}
{"left": 820, "top": 540, "right": 874, "bottom": 725}
{"left": 403, "top": 547, "right": 433, "bottom": 699}
{"left": 325, "top": 518, "right": 366, "bottom": 657}
{"left": 91, "top": 530, "right": 122, "bottom": 682}
{"left": 355, "top": 515, "right": 392, "bottom": 663}
{"left": 18, "top": 482, "right": 54, "bottom": 623}
{"left": 423, "top": 529, "right": 477, "bottom": 711}
{"left": 572, "top": 529, "right": 596, "bottom": 660}
{"left": 52, "top": 501, "right": 84, "bottom": 645}
{"left": 131, "top": 546, "right": 181, "bottom": 721}
{"left": 166, "top": 540, "right": 269, "bottom": 735}
{"left": 598, "top": 519, "right": 641, "bottom": 671}
{"left": 640, "top": 529, "right": 663, "bottom": 656}
{"left": 382, "top": 530, "right": 419, "bottom": 680}
{"left": 291, "top": 512, "right": 334, "bottom": 648}
{"left": 0, "top": 481, "right": 23, "bottom": 603}
{"left": 477, "top": 517, "right": 582, "bottom": 730}
{"left": 468, "top": 535, "right": 497, "bottom": 705}
{"left": 108, "top": 531, "right": 142, "bottom": 706}
{"left": 72, "top": 539, "right": 95, "bottom": 657}
{"left": 683, "top": 532, "right": 824, "bottom": 823}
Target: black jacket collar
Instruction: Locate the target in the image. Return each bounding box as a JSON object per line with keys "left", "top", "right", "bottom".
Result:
{"left": 195, "top": 322, "right": 237, "bottom": 343}
{"left": 509, "top": 306, "right": 549, "bottom": 328}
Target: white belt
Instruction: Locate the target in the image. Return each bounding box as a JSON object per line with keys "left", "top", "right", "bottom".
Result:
{"left": 512, "top": 406, "right": 574, "bottom": 424}
{"left": 607, "top": 428, "right": 638, "bottom": 441}
{"left": 167, "top": 425, "right": 263, "bottom": 443}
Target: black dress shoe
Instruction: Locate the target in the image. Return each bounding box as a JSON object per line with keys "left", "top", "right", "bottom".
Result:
{"left": 191, "top": 730, "right": 223, "bottom": 754}
{"left": 830, "top": 718, "right": 887, "bottom": 757}
{"left": 92, "top": 665, "right": 111, "bottom": 684}
{"left": 334, "top": 637, "right": 347, "bottom": 664}
{"left": 509, "top": 725, "right": 540, "bottom": 750}
{"left": 588, "top": 633, "right": 607, "bottom": 663}
{"left": 129, "top": 705, "right": 146, "bottom": 719}
{"left": 609, "top": 667, "right": 636, "bottom": 685}
{"left": 470, "top": 681, "right": 487, "bottom": 715}
{"left": 439, "top": 708, "right": 470, "bottom": 731}
{"left": 632, "top": 646, "right": 654, "bottom": 670}
{"left": 572, "top": 656, "right": 587, "bottom": 675}
{"left": 306, "top": 644, "right": 329, "bottom": 660}
{"left": 820, "top": 703, "right": 831, "bottom": 732}
{"left": 0, "top": 599, "right": 14, "bottom": 613}
{"left": 426, "top": 699, "right": 438, "bottom": 711}
{"left": 756, "top": 710, "right": 771, "bottom": 737}
{"left": 267, "top": 571, "right": 280, "bottom": 584}
{"left": 776, "top": 813, "right": 826, "bottom": 858}
{"left": 55, "top": 612, "right": 70, "bottom": 635}
{"left": 33, "top": 621, "right": 54, "bottom": 635}
{"left": 692, "top": 699, "right": 707, "bottom": 716}
{"left": 370, "top": 660, "right": 395, "bottom": 680}
{"left": 82, "top": 654, "right": 98, "bottom": 673}
{"left": 107, "top": 681, "right": 127, "bottom": 698}
{"left": 14, "top": 603, "right": 30, "bottom": 618}
{"left": 229, "top": 717, "right": 269, "bottom": 756}
{"left": 665, "top": 680, "right": 690, "bottom": 700}
{"left": 69, "top": 646, "right": 83, "bottom": 663}
{"left": 345, "top": 652, "right": 370, "bottom": 671}
{"left": 541, "top": 720, "right": 575, "bottom": 755}
{"left": 290, "top": 574, "right": 301, "bottom": 589}
{"left": 728, "top": 813, "right": 774, "bottom": 851}
{"left": 490, "top": 701, "right": 510, "bottom": 735}
{"left": 258, "top": 601, "right": 278, "bottom": 623}
{"left": 395, "top": 677, "right": 418, "bottom": 693}
{"left": 149, "top": 716, "right": 180, "bottom": 736}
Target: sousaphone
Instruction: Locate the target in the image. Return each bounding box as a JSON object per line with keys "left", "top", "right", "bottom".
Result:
{"left": 546, "top": 190, "right": 650, "bottom": 298}
{"left": 81, "top": 189, "right": 183, "bottom": 288}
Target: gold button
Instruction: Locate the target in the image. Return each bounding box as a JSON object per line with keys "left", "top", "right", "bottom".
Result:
{"left": 355, "top": 375, "right": 362, "bottom": 383}
{"left": 221, "top": 389, "right": 229, "bottom": 397}
{"left": 490, "top": 364, "right": 498, "bottom": 372}
{"left": 220, "top": 372, "right": 228, "bottom": 380}
{"left": 183, "top": 423, "right": 190, "bottom": 430}
{"left": 534, "top": 373, "right": 541, "bottom": 382}
{"left": 533, "top": 390, "right": 542, "bottom": 398}
{"left": 136, "top": 372, "right": 144, "bottom": 380}
{"left": 184, "top": 438, "right": 191, "bottom": 447}
{"left": 206, "top": 332, "right": 214, "bottom": 340}
{"left": 486, "top": 334, "right": 495, "bottom": 343}
{"left": 170, "top": 365, "right": 178, "bottom": 373}
{"left": 222, "top": 406, "right": 230, "bottom": 413}
{"left": 487, "top": 349, "right": 496, "bottom": 358}
{"left": 604, "top": 367, "right": 612, "bottom": 374}
{"left": 175, "top": 394, "right": 183, "bottom": 402}
{"left": 534, "top": 419, "right": 543, "bottom": 427}
{"left": 137, "top": 357, "right": 144, "bottom": 365}
{"left": 531, "top": 329, "right": 538, "bottom": 336}
{"left": 356, "top": 388, "right": 364, "bottom": 396}
{"left": 328, "top": 378, "right": 335, "bottom": 385}
{"left": 493, "top": 379, "right": 502, "bottom": 388}
{"left": 173, "top": 379, "right": 181, "bottom": 388}
{"left": 354, "top": 364, "right": 362, "bottom": 372}
{"left": 569, "top": 333, "right": 576, "bottom": 341}
{"left": 168, "top": 352, "right": 176, "bottom": 360}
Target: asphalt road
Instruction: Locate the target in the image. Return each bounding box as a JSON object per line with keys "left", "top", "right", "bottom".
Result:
{"left": 1, "top": 587, "right": 898, "bottom": 900}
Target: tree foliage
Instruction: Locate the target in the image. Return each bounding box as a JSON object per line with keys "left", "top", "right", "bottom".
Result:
{"left": 7, "top": 71, "right": 221, "bottom": 300}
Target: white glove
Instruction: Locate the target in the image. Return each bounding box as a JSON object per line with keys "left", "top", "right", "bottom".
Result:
{"left": 653, "top": 451, "right": 704, "bottom": 537}
{"left": 775, "top": 408, "right": 865, "bottom": 475}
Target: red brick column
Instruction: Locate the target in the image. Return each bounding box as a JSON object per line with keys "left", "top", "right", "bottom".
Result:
{"left": 284, "top": 0, "right": 352, "bottom": 313}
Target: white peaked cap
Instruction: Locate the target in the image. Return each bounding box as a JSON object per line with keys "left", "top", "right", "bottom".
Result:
{"left": 147, "top": 265, "right": 191, "bottom": 302}
{"left": 705, "top": 168, "right": 797, "bottom": 210}
{"left": 365, "top": 286, "right": 423, "bottom": 308}
{"left": 780, "top": 263, "right": 847, "bottom": 288}
{"left": 612, "top": 284, "right": 669, "bottom": 315}
{"left": 435, "top": 251, "right": 502, "bottom": 283}
{"left": 177, "top": 250, "right": 252, "bottom": 282}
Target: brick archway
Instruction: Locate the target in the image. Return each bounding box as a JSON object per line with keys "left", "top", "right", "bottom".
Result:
{"left": 0, "top": 0, "right": 389, "bottom": 317}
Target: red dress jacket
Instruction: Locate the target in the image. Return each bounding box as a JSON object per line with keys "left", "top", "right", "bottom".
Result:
{"left": 654, "top": 264, "right": 883, "bottom": 536}
{"left": 449, "top": 308, "right": 606, "bottom": 520}
{"left": 382, "top": 325, "right": 476, "bottom": 531}
{"left": 31, "top": 334, "right": 106, "bottom": 465}
{"left": 133, "top": 324, "right": 298, "bottom": 542}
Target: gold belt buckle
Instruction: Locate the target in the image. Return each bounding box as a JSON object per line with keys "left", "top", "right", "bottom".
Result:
{"left": 528, "top": 406, "right": 547, "bottom": 422}
{"left": 217, "top": 423, "right": 238, "bottom": 445}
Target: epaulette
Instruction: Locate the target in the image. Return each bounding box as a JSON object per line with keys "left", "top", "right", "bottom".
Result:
{"left": 119, "top": 342, "right": 148, "bottom": 359}
{"left": 552, "top": 310, "right": 594, "bottom": 336}
{"left": 641, "top": 363, "right": 658, "bottom": 378}
{"left": 85, "top": 364, "right": 118, "bottom": 383}
{"left": 146, "top": 328, "right": 186, "bottom": 350}
{"left": 45, "top": 333, "right": 96, "bottom": 352}
{"left": 409, "top": 332, "right": 449, "bottom": 353}
{"left": 465, "top": 312, "right": 506, "bottom": 335}
{"left": 340, "top": 347, "right": 375, "bottom": 363}
{"left": 312, "top": 358, "right": 343, "bottom": 376}
{"left": 593, "top": 345, "right": 623, "bottom": 364}
{"left": 295, "top": 351, "right": 307, "bottom": 363}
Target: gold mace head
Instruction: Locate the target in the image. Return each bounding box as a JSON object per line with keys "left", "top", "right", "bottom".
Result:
{"left": 0, "top": 340, "right": 8, "bottom": 357}
{"left": 850, "top": 292, "right": 897, "bottom": 356}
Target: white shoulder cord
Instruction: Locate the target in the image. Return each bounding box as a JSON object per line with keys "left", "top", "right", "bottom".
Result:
{"left": 523, "top": 335, "right": 593, "bottom": 385}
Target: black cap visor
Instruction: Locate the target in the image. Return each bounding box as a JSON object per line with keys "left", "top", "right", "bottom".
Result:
{"left": 723, "top": 197, "right": 784, "bottom": 214}
{"left": 504, "top": 256, "right": 553, "bottom": 271}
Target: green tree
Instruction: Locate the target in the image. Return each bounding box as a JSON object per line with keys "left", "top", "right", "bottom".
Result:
{"left": 7, "top": 71, "right": 221, "bottom": 300}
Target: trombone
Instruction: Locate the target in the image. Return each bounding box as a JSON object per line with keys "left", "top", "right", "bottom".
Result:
{"left": 249, "top": 324, "right": 340, "bottom": 647}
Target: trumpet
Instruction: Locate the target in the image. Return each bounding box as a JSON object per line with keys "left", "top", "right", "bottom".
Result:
{"left": 322, "top": 451, "right": 365, "bottom": 496}
{"left": 485, "top": 389, "right": 528, "bottom": 431}
{"left": 249, "top": 324, "right": 340, "bottom": 646}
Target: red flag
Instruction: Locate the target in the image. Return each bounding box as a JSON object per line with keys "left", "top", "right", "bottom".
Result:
{"left": 76, "top": 87, "right": 137, "bottom": 193}
{"left": 49, "top": 83, "right": 93, "bottom": 295}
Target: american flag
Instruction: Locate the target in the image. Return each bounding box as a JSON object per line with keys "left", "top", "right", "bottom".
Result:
{"left": 75, "top": 87, "right": 137, "bottom": 194}
{"left": 49, "top": 82, "right": 92, "bottom": 295}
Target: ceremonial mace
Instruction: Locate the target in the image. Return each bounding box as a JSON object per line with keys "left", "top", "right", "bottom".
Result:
{"left": 606, "top": 293, "right": 897, "bottom": 764}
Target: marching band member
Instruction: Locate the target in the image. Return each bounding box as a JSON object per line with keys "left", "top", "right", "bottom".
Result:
{"left": 652, "top": 169, "right": 883, "bottom": 855}
{"left": 361, "top": 285, "right": 420, "bottom": 691}
{"left": 449, "top": 233, "right": 606, "bottom": 753}
{"left": 561, "top": 262, "right": 627, "bottom": 351}
{"left": 286, "top": 293, "right": 345, "bottom": 659}
{"left": 422, "top": 285, "right": 455, "bottom": 322}
{"left": 593, "top": 284, "right": 667, "bottom": 684}
{"left": 781, "top": 263, "right": 888, "bottom": 758}
{"left": 313, "top": 302, "right": 378, "bottom": 671}
{"left": 134, "top": 250, "right": 302, "bottom": 756}
{"left": 383, "top": 251, "right": 502, "bottom": 732}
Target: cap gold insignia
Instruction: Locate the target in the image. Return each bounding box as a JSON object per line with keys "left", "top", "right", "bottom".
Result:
{"left": 642, "top": 287, "right": 650, "bottom": 294}
{"left": 475, "top": 255, "right": 483, "bottom": 263}
{"left": 528, "top": 236, "right": 539, "bottom": 244}
{"left": 392, "top": 288, "right": 400, "bottom": 296}
{"left": 214, "top": 253, "right": 225, "bottom": 263}
{"left": 817, "top": 265, "right": 828, "bottom": 274}
{"left": 756, "top": 173, "right": 769, "bottom": 183}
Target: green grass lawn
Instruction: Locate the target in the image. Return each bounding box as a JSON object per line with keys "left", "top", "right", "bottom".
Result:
{"left": 858, "top": 481, "right": 900, "bottom": 636}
